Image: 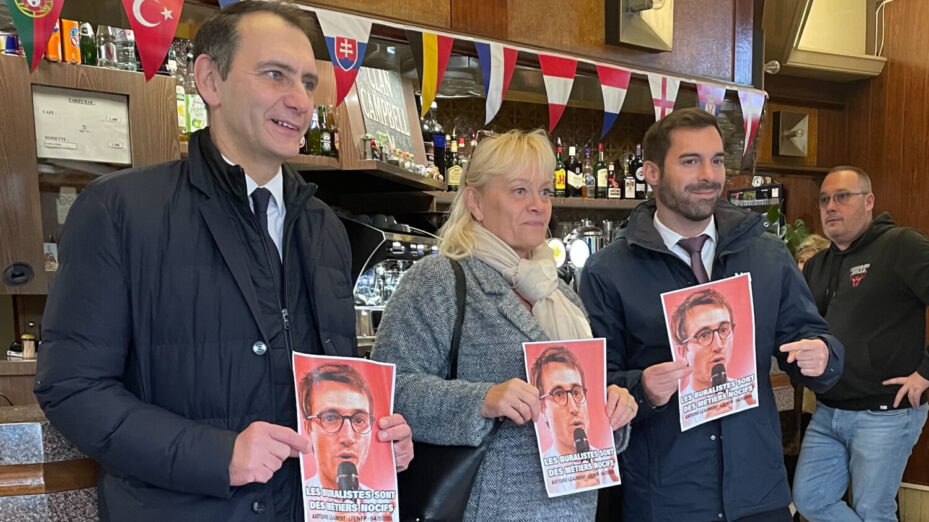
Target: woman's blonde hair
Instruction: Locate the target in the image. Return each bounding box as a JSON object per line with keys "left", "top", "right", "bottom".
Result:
{"left": 795, "top": 233, "right": 831, "bottom": 264}
{"left": 438, "top": 129, "right": 555, "bottom": 259}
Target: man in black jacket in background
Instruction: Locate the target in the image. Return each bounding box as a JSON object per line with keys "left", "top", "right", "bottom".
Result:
{"left": 793, "top": 166, "right": 929, "bottom": 522}
{"left": 34, "top": 3, "right": 412, "bottom": 520}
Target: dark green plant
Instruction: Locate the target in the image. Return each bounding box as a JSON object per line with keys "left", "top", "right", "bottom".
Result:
{"left": 766, "top": 205, "right": 810, "bottom": 256}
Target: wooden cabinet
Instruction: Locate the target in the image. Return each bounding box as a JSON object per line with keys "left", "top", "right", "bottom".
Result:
{"left": 0, "top": 55, "right": 178, "bottom": 295}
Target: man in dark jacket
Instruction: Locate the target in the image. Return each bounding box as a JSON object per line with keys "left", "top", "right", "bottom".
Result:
{"left": 34, "top": 3, "right": 413, "bottom": 520}
{"left": 792, "top": 166, "right": 929, "bottom": 522}
{"left": 580, "top": 108, "right": 843, "bottom": 521}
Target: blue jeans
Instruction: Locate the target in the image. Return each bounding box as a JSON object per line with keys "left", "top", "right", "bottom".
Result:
{"left": 792, "top": 402, "right": 928, "bottom": 522}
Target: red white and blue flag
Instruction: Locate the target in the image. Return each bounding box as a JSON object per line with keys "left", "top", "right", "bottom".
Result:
{"left": 648, "top": 73, "right": 680, "bottom": 121}
{"left": 475, "top": 41, "right": 517, "bottom": 124}
{"left": 317, "top": 11, "right": 371, "bottom": 107}
{"left": 738, "top": 90, "right": 766, "bottom": 155}
{"left": 596, "top": 65, "right": 631, "bottom": 139}
{"left": 696, "top": 83, "right": 726, "bottom": 116}
{"left": 538, "top": 54, "right": 577, "bottom": 132}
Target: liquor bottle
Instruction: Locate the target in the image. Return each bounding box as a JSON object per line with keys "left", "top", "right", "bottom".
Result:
{"left": 565, "top": 146, "right": 583, "bottom": 198}
{"left": 79, "top": 23, "right": 96, "bottom": 66}
{"left": 446, "top": 138, "right": 462, "bottom": 191}
{"left": 554, "top": 141, "right": 567, "bottom": 198}
{"left": 167, "top": 50, "right": 187, "bottom": 141}
{"left": 307, "top": 106, "right": 321, "bottom": 156}
{"left": 458, "top": 136, "right": 468, "bottom": 173}
{"left": 184, "top": 53, "right": 208, "bottom": 136}
{"left": 328, "top": 105, "right": 339, "bottom": 160}
{"left": 631, "top": 144, "right": 646, "bottom": 199}
{"left": 319, "top": 106, "right": 333, "bottom": 157}
{"left": 595, "top": 143, "right": 608, "bottom": 199}
{"left": 607, "top": 161, "right": 621, "bottom": 199}
{"left": 432, "top": 103, "right": 445, "bottom": 176}
{"left": 421, "top": 104, "right": 434, "bottom": 167}
{"left": 623, "top": 155, "right": 636, "bottom": 200}
{"left": 582, "top": 147, "right": 595, "bottom": 199}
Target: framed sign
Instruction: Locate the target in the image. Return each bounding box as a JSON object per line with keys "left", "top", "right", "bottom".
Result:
{"left": 33, "top": 85, "right": 132, "bottom": 165}
{"left": 354, "top": 67, "right": 414, "bottom": 155}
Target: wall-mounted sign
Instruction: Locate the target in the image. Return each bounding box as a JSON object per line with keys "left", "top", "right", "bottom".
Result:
{"left": 354, "top": 67, "right": 414, "bottom": 155}
{"left": 33, "top": 85, "right": 132, "bottom": 165}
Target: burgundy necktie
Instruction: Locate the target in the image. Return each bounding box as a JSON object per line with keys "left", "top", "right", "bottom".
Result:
{"left": 677, "top": 234, "right": 710, "bottom": 284}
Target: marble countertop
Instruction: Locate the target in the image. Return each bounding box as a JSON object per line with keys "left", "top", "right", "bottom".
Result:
{"left": 0, "top": 405, "right": 85, "bottom": 465}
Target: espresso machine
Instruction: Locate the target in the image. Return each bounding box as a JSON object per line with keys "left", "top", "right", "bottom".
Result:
{"left": 550, "top": 219, "right": 620, "bottom": 291}
{"left": 340, "top": 217, "right": 439, "bottom": 353}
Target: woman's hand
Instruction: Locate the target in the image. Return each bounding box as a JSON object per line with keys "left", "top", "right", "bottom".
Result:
{"left": 606, "top": 384, "right": 637, "bottom": 430}
{"left": 480, "top": 378, "right": 541, "bottom": 425}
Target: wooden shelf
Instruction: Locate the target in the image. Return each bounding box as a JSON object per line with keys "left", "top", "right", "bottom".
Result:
{"left": 755, "top": 163, "right": 830, "bottom": 175}
{"left": 426, "top": 191, "right": 641, "bottom": 210}
{"left": 339, "top": 161, "right": 447, "bottom": 191}
{"left": 178, "top": 141, "right": 340, "bottom": 170}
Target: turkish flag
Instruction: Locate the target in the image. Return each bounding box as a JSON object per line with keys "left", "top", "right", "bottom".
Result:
{"left": 122, "top": 0, "right": 183, "bottom": 80}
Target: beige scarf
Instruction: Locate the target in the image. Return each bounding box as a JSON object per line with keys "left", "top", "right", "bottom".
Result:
{"left": 471, "top": 224, "right": 592, "bottom": 341}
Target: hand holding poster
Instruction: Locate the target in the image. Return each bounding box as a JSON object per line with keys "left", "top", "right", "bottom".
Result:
{"left": 294, "top": 353, "right": 398, "bottom": 522}
{"left": 660, "top": 274, "right": 759, "bottom": 432}
{"left": 524, "top": 339, "right": 621, "bottom": 498}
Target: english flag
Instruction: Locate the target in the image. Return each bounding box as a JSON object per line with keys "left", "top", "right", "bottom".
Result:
{"left": 317, "top": 11, "right": 372, "bottom": 106}
{"left": 696, "top": 83, "right": 727, "bottom": 116}
{"left": 475, "top": 41, "right": 517, "bottom": 124}
{"left": 122, "top": 0, "right": 184, "bottom": 80}
{"left": 739, "top": 90, "right": 766, "bottom": 156}
{"left": 5, "top": 0, "right": 65, "bottom": 71}
{"left": 538, "top": 54, "right": 577, "bottom": 132}
{"left": 596, "top": 65, "right": 631, "bottom": 139}
{"left": 648, "top": 73, "right": 680, "bottom": 121}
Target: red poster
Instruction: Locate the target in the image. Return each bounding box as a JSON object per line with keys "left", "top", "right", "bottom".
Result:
{"left": 293, "top": 353, "right": 398, "bottom": 522}
{"left": 524, "top": 338, "right": 621, "bottom": 498}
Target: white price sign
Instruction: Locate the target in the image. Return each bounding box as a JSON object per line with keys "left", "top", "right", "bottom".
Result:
{"left": 33, "top": 85, "right": 132, "bottom": 165}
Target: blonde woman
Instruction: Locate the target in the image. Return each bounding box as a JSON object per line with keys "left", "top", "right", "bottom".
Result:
{"left": 371, "top": 130, "right": 634, "bottom": 520}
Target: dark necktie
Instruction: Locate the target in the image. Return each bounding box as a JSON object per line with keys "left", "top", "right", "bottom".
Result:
{"left": 251, "top": 188, "right": 284, "bottom": 296}
{"left": 678, "top": 234, "right": 710, "bottom": 284}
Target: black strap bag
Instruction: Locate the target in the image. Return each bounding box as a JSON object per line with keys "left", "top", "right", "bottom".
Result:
{"left": 397, "top": 258, "right": 503, "bottom": 522}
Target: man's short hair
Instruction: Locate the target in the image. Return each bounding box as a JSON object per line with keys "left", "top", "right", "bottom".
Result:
{"left": 299, "top": 364, "right": 374, "bottom": 420}
{"left": 192, "top": 1, "right": 313, "bottom": 80}
{"left": 826, "top": 165, "right": 872, "bottom": 193}
{"left": 672, "top": 288, "right": 734, "bottom": 345}
{"left": 530, "top": 346, "right": 586, "bottom": 392}
{"left": 643, "top": 107, "right": 724, "bottom": 170}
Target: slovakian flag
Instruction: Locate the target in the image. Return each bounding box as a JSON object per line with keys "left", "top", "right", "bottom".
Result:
{"left": 596, "top": 65, "right": 631, "bottom": 139}
{"left": 538, "top": 54, "right": 577, "bottom": 132}
{"left": 5, "top": 0, "right": 66, "bottom": 71}
{"left": 647, "top": 73, "right": 680, "bottom": 121}
{"left": 406, "top": 31, "right": 454, "bottom": 118}
{"left": 122, "top": 0, "right": 183, "bottom": 81}
{"left": 475, "top": 41, "right": 517, "bottom": 124}
{"left": 738, "top": 90, "right": 766, "bottom": 156}
{"left": 317, "top": 11, "right": 372, "bottom": 107}
{"left": 696, "top": 83, "right": 727, "bottom": 116}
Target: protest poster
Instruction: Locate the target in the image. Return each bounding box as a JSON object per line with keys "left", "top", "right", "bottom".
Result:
{"left": 294, "top": 353, "right": 398, "bottom": 521}
{"left": 524, "top": 338, "right": 621, "bottom": 498}
{"left": 660, "top": 273, "right": 759, "bottom": 431}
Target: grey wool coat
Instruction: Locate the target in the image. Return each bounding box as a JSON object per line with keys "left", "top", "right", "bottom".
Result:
{"left": 371, "top": 255, "right": 630, "bottom": 521}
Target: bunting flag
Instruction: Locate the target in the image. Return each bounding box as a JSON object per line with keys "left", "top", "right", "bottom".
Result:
{"left": 696, "top": 83, "right": 727, "bottom": 116}
{"left": 406, "top": 31, "right": 454, "bottom": 117}
{"left": 538, "top": 54, "right": 577, "bottom": 132}
{"left": 738, "top": 90, "right": 766, "bottom": 155}
{"left": 596, "top": 65, "right": 631, "bottom": 139}
{"left": 647, "top": 73, "right": 680, "bottom": 121}
{"left": 122, "top": 0, "right": 183, "bottom": 81}
{"left": 317, "top": 11, "right": 372, "bottom": 106}
{"left": 218, "top": 0, "right": 240, "bottom": 6}
{"left": 475, "top": 41, "right": 517, "bottom": 124}
{"left": 5, "top": 0, "right": 66, "bottom": 71}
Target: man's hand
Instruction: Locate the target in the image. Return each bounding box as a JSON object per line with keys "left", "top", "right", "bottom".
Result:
{"left": 605, "top": 384, "right": 637, "bottom": 430}
{"left": 229, "top": 421, "right": 310, "bottom": 487}
{"left": 779, "top": 339, "right": 829, "bottom": 377}
{"left": 480, "top": 378, "right": 541, "bottom": 425}
{"left": 883, "top": 371, "right": 929, "bottom": 409}
{"left": 641, "top": 360, "right": 691, "bottom": 407}
{"left": 377, "top": 413, "right": 414, "bottom": 472}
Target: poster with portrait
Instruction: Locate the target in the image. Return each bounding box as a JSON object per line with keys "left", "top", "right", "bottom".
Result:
{"left": 660, "top": 273, "right": 759, "bottom": 432}
{"left": 293, "top": 353, "right": 398, "bottom": 522}
{"left": 523, "top": 338, "right": 621, "bottom": 498}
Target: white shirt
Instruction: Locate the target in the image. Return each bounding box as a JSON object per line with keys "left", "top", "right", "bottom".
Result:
{"left": 653, "top": 214, "right": 718, "bottom": 280}
{"left": 221, "top": 154, "right": 286, "bottom": 259}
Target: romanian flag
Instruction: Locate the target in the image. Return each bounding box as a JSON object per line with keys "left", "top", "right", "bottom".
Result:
{"left": 5, "top": 0, "right": 66, "bottom": 71}
{"left": 407, "top": 31, "right": 454, "bottom": 117}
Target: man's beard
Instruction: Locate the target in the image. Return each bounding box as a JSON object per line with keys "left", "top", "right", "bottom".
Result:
{"left": 655, "top": 178, "right": 722, "bottom": 222}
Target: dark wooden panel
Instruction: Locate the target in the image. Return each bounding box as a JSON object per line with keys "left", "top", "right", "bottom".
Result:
{"left": 508, "top": 0, "right": 738, "bottom": 83}
{"left": 299, "top": 0, "right": 451, "bottom": 29}
{"left": 816, "top": 107, "right": 847, "bottom": 169}
{"left": 451, "top": 0, "right": 507, "bottom": 40}
{"left": 0, "top": 459, "right": 99, "bottom": 497}
{"left": 733, "top": 0, "right": 755, "bottom": 86}
{"left": 764, "top": 74, "right": 850, "bottom": 108}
